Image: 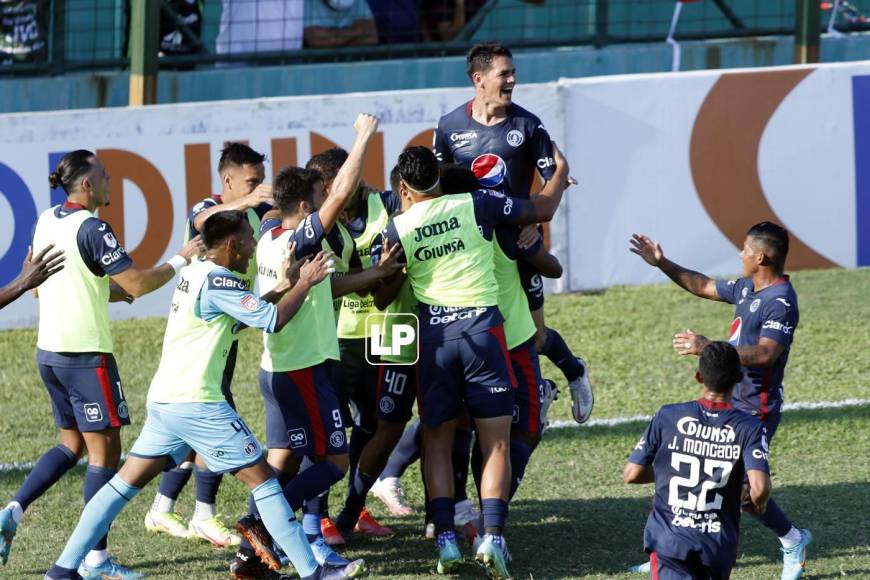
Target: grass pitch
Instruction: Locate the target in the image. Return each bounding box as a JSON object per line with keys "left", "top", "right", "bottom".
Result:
{"left": 0, "top": 267, "right": 867, "bottom": 578}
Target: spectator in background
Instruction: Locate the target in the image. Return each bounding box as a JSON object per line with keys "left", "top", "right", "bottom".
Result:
{"left": 367, "top": 0, "right": 421, "bottom": 44}
{"left": 0, "top": 0, "right": 48, "bottom": 65}
{"left": 216, "top": 0, "right": 304, "bottom": 56}
{"left": 303, "top": 0, "right": 378, "bottom": 47}
{"left": 159, "top": 0, "right": 203, "bottom": 57}
{"left": 422, "top": 0, "right": 543, "bottom": 42}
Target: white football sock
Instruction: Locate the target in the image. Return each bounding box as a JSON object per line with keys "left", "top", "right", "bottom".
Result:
{"left": 5, "top": 501, "right": 23, "bottom": 524}
{"left": 779, "top": 526, "right": 802, "bottom": 548}
{"left": 84, "top": 548, "right": 108, "bottom": 567}
{"left": 151, "top": 493, "right": 176, "bottom": 514}
{"left": 193, "top": 501, "right": 216, "bottom": 521}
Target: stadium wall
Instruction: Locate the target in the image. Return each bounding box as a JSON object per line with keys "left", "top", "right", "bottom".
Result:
{"left": 3, "top": 33, "right": 870, "bottom": 114}
{"left": 0, "top": 60, "right": 867, "bottom": 328}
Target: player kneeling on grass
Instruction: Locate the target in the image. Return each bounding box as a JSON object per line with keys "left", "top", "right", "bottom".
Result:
{"left": 625, "top": 342, "right": 772, "bottom": 580}
{"left": 43, "top": 211, "right": 363, "bottom": 580}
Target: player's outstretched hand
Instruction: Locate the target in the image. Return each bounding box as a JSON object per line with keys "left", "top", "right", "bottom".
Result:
{"left": 551, "top": 142, "right": 571, "bottom": 185}
{"left": 517, "top": 224, "right": 541, "bottom": 250}
{"left": 245, "top": 183, "right": 274, "bottom": 208}
{"left": 299, "top": 250, "right": 335, "bottom": 288}
{"left": 19, "top": 244, "right": 65, "bottom": 290}
{"left": 376, "top": 238, "right": 405, "bottom": 278}
{"left": 354, "top": 113, "right": 379, "bottom": 140}
{"left": 179, "top": 235, "right": 206, "bottom": 262}
{"left": 630, "top": 234, "right": 663, "bottom": 267}
{"left": 673, "top": 329, "right": 709, "bottom": 356}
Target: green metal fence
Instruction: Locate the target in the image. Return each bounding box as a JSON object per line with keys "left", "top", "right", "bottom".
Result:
{"left": 1, "top": 0, "right": 868, "bottom": 75}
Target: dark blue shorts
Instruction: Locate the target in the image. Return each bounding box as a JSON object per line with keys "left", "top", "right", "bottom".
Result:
{"left": 39, "top": 354, "right": 130, "bottom": 432}
{"left": 338, "top": 338, "right": 379, "bottom": 434}
{"left": 418, "top": 324, "right": 517, "bottom": 427}
{"left": 649, "top": 551, "right": 731, "bottom": 580}
{"left": 510, "top": 338, "right": 544, "bottom": 434}
{"left": 518, "top": 259, "right": 545, "bottom": 311}
{"left": 258, "top": 364, "right": 347, "bottom": 456}
{"left": 376, "top": 363, "right": 417, "bottom": 424}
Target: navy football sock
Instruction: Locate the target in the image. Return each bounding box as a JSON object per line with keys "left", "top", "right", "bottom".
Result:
{"left": 481, "top": 498, "right": 509, "bottom": 536}
{"left": 452, "top": 429, "right": 472, "bottom": 503}
{"left": 379, "top": 421, "right": 421, "bottom": 480}
{"left": 337, "top": 467, "right": 375, "bottom": 532}
{"left": 13, "top": 444, "right": 78, "bottom": 511}
{"left": 508, "top": 440, "right": 533, "bottom": 501}
{"left": 540, "top": 328, "right": 583, "bottom": 382}
{"left": 429, "top": 497, "right": 455, "bottom": 536}
{"left": 84, "top": 465, "right": 116, "bottom": 551}
{"left": 194, "top": 466, "right": 223, "bottom": 505}
{"left": 285, "top": 462, "right": 343, "bottom": 513}
{"left": 348, "top": 425, "right": 373, "bottom": 474}
{"left": 754, "top": 497, "right": 793, "bottom": 537}
{"left": 157, "top": 464, "right": 193, "bottom": 501}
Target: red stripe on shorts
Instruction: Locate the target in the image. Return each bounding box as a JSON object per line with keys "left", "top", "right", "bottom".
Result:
{"left": 96, "top": 354, "right": 121, "bottom": 428}
{"left": 488, "top": 325, "right": 517, "bottom": 387}
{"left": 511, "top": 344, "right": 540, "bottom": 433}
{"left": 650, "top": 552, "right": 659, "bottom": 580}
{"left": 376, "top": 364, "right": 386, "bottom": 403}
{"left": 291, "top": 368, "right": 326, "bottom": 456}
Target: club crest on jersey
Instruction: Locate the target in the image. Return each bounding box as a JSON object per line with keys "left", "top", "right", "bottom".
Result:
{"left": 729, "top": 317, "right": 742, "bottom": 346}
{"left": 750, "top": 299, "right": 761, "bottom": 313}
{"left": 506, "top": 129, "right": 524, "bottom": 147}
{"left": 103, "top": 232, "right": 118, "bottom": 249}
{"left": 241, "top": 295, "right": 259, "bottom": 312}
{"left": 471, "top": 154, "right": 506, "bottom": 188}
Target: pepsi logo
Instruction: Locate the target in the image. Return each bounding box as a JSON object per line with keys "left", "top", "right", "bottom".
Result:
{"left": 728, "top": 316, "right": 742, "bottom": 346}
{"left": 471, "top": 154, "right": 506, "bottom": 188}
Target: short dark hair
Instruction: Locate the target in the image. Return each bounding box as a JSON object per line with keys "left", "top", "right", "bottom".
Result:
{"left": 467, "top": 43, "right": 513, "bottom": 79}
{"left": 201, "top": 211, "right": 248, "bottom": 249}
{"left": 218, "top": 142, "right": 265, "bottom": 174}
{"left": 388, "top": 165, "right": 401, "bottom": 193}
{"left": 440, "top": 164, "right": 480, "bottom": 195}
{"left": 397, "top": 147, "right": 439, "bottom": 194}
{"left": 273, "top": 167, "right": 322, "bottom": 214}
{"left": 49, "top": 149, "right": 97, "bottom": 194}
{"left": 747, "top": 221, "right": 789, "bottom": 272}
{"left": 306, "top": 148, "right": 348, "bottom": 186}
{"left": 698, "top": 342, "right": 742, "bottom": 393}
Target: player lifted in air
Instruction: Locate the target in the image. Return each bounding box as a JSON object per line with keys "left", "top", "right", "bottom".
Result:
{"left": 377, "top": 145, "right": 569, "bottom": 578}
{"left": 43, "top": 210, "right": 361, "bottom": 580}
{"left": 625, "top": 341, "right": 772, "bottom": 579}
{"left": 145, "top": 142, "right": 274, "bottom": 548}
{"left": 0, "top": 150, "right": 201, "bottom": 580}
{"left": 630, "top": 222, "right": 812, "bottom": 580}
{"left": 433, "top": 42, "right": 593, "bottom": 426}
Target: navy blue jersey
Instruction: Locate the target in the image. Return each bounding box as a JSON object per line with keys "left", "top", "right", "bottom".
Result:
{"left": 629, "top": 399, "right": 770, "bottom": 568}
{"left": 433, "top": 102, "right": 556, "bottom": 199}
{"left": 715, "top": 277, "right": 799, "bottom": 419}
{"left": 260, "top": 213, "right": 357, "bottom": 267}
{"left": 188, "top": 195, "right": 272, "bottom": 239}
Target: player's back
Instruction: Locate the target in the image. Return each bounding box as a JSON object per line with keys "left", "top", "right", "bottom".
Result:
{"left": 641, "top": 400, "right": 769, "bottom": 568}
{"left": 434, "top": 102, "right": 555, "bottom": 199}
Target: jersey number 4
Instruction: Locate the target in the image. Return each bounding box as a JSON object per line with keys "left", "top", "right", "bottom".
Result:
{"left": 668, "top": 452, "right": 733, "bottom": 512}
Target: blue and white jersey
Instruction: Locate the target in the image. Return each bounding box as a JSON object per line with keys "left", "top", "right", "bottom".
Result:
{"left": 199, "top": 268, "right": 277, "bottom": 332}
{"left": 433, "top": 102, "right": 556, "bottom": 199}
{"left": 629, "top": 399, "right": 770, "bottom": 568}
{"left": 715, "top": 277, "right": 799, "bottom": 419}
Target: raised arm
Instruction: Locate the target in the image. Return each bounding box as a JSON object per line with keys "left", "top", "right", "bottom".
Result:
{"left": 630, "top": 234, "right": 720, "bottom": 301}
{"left": 525, "top": 143, "right": 570, "bottom": 223}
{"left": 318, "top": 113, "right": 379, "bottom": 233}
{"left": 192, "top": 185, "right": 273, "bottom": 233}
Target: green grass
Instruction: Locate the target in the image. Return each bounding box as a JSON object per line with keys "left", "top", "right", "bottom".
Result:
{"left": 0, "top": 267, "right": 868, "bottom": 578}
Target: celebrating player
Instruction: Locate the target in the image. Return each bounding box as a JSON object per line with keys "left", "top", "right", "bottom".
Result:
{"left": 306, "top": 149, "right": 401, "bottom": 543}
{"left": 433, "top": 42, "right": 594, "bottom": 425}
{"left": 625, "top": 341, "right": 772, "bottom": 579}
{"left": 0, "top": 150, "right": 201, "bottom": 579}
{"left": 377, "top": 145, "right": 569, "bottom": 577}
{"left": 630, "top": 222, "right": 812, "bottom": 580}
{"left": 145, "top": 142, "right": 273, "bottom": 548}
{"left": 0, "top": 245, "right": 65, "bottom": 310}
{"left": 231, "top": 113, "right": 394, "bottom": 578}
{"left": 43, "top": 210, "right": 362, "bottom": 580}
